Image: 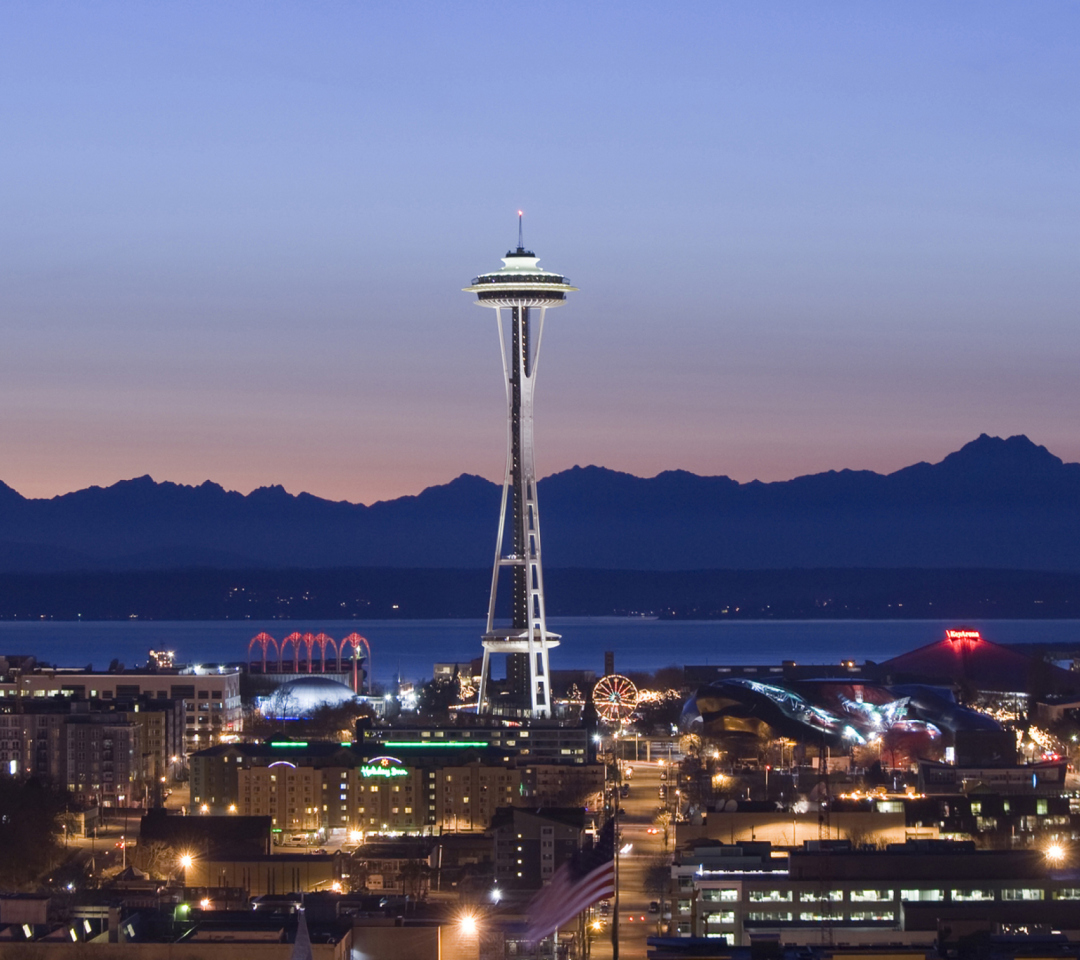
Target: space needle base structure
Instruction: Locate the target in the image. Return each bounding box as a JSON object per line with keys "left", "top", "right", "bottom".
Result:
{"left": 464, "top": 219, "right": 577, "bottom": 718}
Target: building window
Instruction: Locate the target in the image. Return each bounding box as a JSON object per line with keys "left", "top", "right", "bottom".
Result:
{"left": 704, "top": 911, "right": 735, "bottom": 925}
{"left": 850, "top": 889, "right": 893, "bottom": 902}
{"left": 702, "top": 889, "right": 739, "bottom": 902}
{"left": 952, "top": 889, "right": 995, "bottom": 902}
{"left": 901, "top": 889, "right": 943, "bottom": 902}
{"left": 1053, "top": 889, "right": 1080, "bottom": 900}
{"left": 746, "top": 911, "right": 792, "bottom": 922}
{"left": 850, "top": 909, "right": 895, "bottom": 922}
{"left": 748, "top": 890, "right": 791, "bottom": 902}
{"left": 1002, "top": 889, "right": 1044, "bottom": 901}
{"left": 800, "top": 890, "right": 842, "bottom": 902}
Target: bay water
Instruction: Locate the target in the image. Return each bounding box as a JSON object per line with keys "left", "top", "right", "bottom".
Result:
{"left": 1, "top": 618, "right": 1078, "bottom": 686}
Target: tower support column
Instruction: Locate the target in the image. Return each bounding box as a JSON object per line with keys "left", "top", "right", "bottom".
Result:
{"left": 464, "top": 231, "right": 576, "bottom": 719}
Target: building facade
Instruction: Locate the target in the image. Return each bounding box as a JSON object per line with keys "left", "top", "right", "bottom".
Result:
{"left": 490, "top": 806, "right": 585, "bottom": 890}
{"left": 672, "top": 840, "right": 1074, "bottom": 947}
{"left": 0, "top": 666, "right": 242, "bottom": 755}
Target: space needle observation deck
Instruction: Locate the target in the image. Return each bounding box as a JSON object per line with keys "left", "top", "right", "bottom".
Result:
{"left": 463, "top": 217, "right": 577, "bottom": 718}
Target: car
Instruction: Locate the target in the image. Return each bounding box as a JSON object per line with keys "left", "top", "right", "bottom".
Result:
{"left": 648, "top": 901, "right": 659, "bottom": 914}
{"left": 599, "top": 901, "right": 610, "bottom": 915}
{"left": 660, "top": 772, "right": 668, "bottom": 781}
{"left": 646, "top": 826, "right": 659, "bottom": 834}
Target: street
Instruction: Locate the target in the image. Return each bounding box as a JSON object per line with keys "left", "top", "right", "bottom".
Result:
{"left": 590, "top": 760, "right": 671, "bottom": 960}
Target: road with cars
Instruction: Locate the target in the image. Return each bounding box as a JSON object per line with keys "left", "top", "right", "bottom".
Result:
{"left": 589, "top": 759, "right": 673, "bottom": 960}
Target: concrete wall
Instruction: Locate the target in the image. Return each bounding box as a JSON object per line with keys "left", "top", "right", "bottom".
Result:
{"left": 352, "top": 927, "right": 441, "bottom": 960}
{"left": 185, "top": 857, "right": 337, "bottom": 896}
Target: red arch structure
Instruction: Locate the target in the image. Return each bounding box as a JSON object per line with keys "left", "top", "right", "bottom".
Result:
{"left": 299, "top": 632, "right": 316, "bottom": 672}
{"left": 341, "top": 633, "right": 372, "bottom": 694}
{"left": 313, "top": 633, "right": 338, "bottom": 673}
{"left": 248, "top": 632, "right": 279, "bottom": 673}
{"left": 280, "top": 632, "right": 303, "bottom": 673}
{"left": 248, "top": 631, "right": 369, "bottom": 687}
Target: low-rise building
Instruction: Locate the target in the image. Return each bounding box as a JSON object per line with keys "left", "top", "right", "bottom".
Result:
{"left": 672, "top": 838, "right": 1076, "bottom": 947}
{"left": 490, "top": 806, "right": 585, "bottom": 891}
{"left": 365, "top": 724, "right": 590, "bottom": 763}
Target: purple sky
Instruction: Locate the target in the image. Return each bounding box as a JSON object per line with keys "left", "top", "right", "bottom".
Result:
{"left": 1, "top": 3, "right": 1078, "bottom": 504}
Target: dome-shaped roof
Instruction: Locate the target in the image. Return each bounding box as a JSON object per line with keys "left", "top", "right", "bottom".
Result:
{"left": 265, "top": 676, "right": 357, "bottom": 716}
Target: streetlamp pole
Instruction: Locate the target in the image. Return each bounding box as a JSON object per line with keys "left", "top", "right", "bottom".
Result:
{"left": 612, "top": 792, "right": 620, "bottom": 960}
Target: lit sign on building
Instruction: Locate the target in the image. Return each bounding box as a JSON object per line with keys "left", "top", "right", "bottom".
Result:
{"left": 945, "top": 629, "right": 982, "bottom": 644}
{"left": 360, "top": 756, "right": 408, "bottom": 779}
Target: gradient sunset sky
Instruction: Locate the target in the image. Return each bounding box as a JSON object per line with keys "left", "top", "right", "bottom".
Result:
{"left": 1, "top": 2, "right": 1077, "bottom": 504}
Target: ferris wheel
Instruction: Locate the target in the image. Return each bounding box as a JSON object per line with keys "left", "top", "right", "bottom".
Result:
{"left": 592, "top": 674, "right": 639, "bottom": 724}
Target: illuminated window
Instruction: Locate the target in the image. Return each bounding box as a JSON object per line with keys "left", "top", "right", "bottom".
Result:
{"left": 850, "top": 909, "right": 894, "bottom": 921}
{"left": 901, "top": 889, "right": 942, "bottom": 902}
{"left": 748, "top": 890, "right": 791, "bottom": 902}
{"left": 850, "top": 889, "right": 893, "bottom": 902}
{"left": 1002, "top": 889, "right": 1043, "bottom": 901}
{"left": 952, "top": 889, "right": 994, "bottom": 902}
{"left": 800, "top": 890, "right": 842, "bottom": 902}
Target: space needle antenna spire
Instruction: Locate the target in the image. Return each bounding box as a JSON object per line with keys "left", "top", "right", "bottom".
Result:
{"left": 463, "top": 219, "right": 578, "bottom": 718}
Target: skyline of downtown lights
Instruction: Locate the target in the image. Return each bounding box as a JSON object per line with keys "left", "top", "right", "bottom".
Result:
{"left": 0, "top": 3, "right": 1078, "bottom": 505}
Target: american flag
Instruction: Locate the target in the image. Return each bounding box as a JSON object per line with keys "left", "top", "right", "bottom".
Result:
{"left": 525, "top": 819, "right": 616, "bottom": 943}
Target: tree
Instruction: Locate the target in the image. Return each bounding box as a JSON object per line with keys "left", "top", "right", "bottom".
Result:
{"left": 0, "top": 779, "right": 63, "bottom": 889}
{"left": 644, "top": 855, "right": 673, "bottom": 933}
{"left": 418, "top": 677, "right": 460, "bottom": 718}
{"left": 133, "top": 840, "right": 178, "bottom": 880}
{"left": 400, "top": 859, "right": 430, "bottom": 900}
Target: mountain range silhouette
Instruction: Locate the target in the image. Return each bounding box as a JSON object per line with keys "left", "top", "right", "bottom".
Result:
{"left": 0, "top": 433, "right": 1078, "bottom": 573}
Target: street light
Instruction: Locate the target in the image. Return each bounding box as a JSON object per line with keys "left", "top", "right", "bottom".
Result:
{"left": 459, "top": 912, "right": 478, "bottom": 935}
{"left": 1046, "top": 844, "right": 1066, "bottom": 865}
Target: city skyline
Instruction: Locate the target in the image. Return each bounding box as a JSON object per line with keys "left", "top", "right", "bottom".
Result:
{"left": 2, "top": 2, "right": 1077, "bottom": 504}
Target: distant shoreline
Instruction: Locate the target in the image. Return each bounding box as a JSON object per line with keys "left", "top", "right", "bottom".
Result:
{"left": 0, "top": 566, "right": 1077, "bottom": 621}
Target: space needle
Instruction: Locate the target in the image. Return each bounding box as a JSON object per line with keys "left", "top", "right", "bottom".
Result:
{"left": 464, "top": 216, "right": 577, "bottom": 717}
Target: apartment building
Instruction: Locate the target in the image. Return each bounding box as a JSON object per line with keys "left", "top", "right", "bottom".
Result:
{"left": 0, "top": 695, "right": 185, "bottom": 800}
{"left": 63, "top": 717, "right": 142, "bottom": 807}
{"left": 490, "top": 806, "right": 585, "bottom": 890}
{"left": 0, "top": 666, "right": 242, "bottom": 754}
